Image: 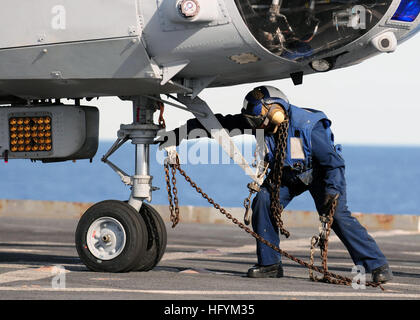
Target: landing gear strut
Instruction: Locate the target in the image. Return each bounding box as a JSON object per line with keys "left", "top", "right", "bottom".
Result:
{"left": 75, "top": 97, "right": 167, "bottom": 273}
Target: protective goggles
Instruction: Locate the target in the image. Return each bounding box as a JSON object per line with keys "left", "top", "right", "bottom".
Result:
{"left": 242, "top": 100, "right": 287, "bottom": 130}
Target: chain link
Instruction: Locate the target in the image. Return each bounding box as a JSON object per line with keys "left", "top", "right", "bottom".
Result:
{"left": 243, "top": 181, "right": 261, "bottom": 225}
{"left": 243, "top": 191, "right": 254, "bottom": 226}
{"left": 309, "top": 198, "right": 351, "bottom": 285}
{"left": 266, "top": 120, "right": 290, "bottom": 238}
{"left": 164, "top": 161, "right": 180, "bottom": 228}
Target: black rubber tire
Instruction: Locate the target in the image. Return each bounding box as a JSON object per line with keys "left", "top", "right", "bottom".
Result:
{"left": 132, "top": 203, "right": 167, "bottom": 271}
{"left": 75, "top": 200, "right": 148, "bottom": 273}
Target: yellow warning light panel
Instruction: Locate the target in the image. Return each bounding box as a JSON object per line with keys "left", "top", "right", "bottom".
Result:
{"left": 9, "top": 115, "right": 53, "bottom": 153}
{"left": 0, "top": 105, "right": 99, "bottom": 162}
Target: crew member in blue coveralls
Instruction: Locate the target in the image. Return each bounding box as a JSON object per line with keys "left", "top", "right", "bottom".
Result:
{"left": 160, "top": 85, "right": 393, "bottom": 283}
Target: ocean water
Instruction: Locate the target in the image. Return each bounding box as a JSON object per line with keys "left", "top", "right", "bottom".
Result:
{"left": 1, "top": 141, "right": 419, "bottom": 215}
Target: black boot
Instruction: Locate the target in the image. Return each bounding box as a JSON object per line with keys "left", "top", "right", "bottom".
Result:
{"left": 372, "top": 264, "right": 393, "bottom": 283}
{"left": 247, "top": 263, "right": 284, "bottom": 278}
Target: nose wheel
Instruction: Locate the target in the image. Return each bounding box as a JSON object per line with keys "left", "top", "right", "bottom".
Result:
{"left": 75, "top": 200, "right": 167, "bottom": 273}
{"left": 75, "top": 200, "right": 148, "bottom": 273}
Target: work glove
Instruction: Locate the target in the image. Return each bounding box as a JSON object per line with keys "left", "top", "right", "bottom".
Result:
{"left": 319, "top": 193, "right": 340, "bottom": 221}
{"left": 155, "top": 128, "right": 180, "bottom": 150}
{"left": 318, "top": 193, "right": 339, "bottom": 240}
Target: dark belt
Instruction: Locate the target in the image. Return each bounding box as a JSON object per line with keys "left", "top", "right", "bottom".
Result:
{"left": 263, "top": 166, "right": 313, "bottom": 191}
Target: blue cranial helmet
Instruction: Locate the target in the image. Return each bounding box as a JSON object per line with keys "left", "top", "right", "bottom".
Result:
{"left": 241, "top": 86, "right": 289, "bottom": 129}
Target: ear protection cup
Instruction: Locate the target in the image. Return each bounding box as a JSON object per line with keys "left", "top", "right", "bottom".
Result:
{"left": 266, "top": 104, "right": 286, "bottom": 126}
{"left": 255, "top": 103, "right": 286, "bottom": 134}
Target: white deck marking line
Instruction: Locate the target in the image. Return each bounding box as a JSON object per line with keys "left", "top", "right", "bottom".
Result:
{"left": 329, "top": 262, "right": 420, "bottom": 271}
{"left": 0, "top": 241, "right": 74, "bottom": 247}
{"left": 400, "top": 251, "right": 420, "bottom": 256}
{"left": 378, "top": 240, "right": 420, "bottom": 248}
{"left": 384, "top": 282, "right": 420, "bottom": 289}
{"left": 166, "top": 244, "right": 225, "bottom": 249}
{"left": 368, "top": 230, "right": 419, "bottom": 237}
{"left": 162, "top": 245, "right": 254, "bottom": 261}
{"left": 162, "top": 250, "right": 345, "bottom": 264}
{"left": 0, "top": 266, "right": 70, "bottom": 284}
{"left": 0, "top": 287, "right": 418, "bottom": 298}
{"left": 0, "top": 264, "right": 44, "bottom": 269}
{"left": 0, "top": 248, "right": 48, "bottom": 253}
{"left": 0, "top": 263, "right": 86, "bottom": 270}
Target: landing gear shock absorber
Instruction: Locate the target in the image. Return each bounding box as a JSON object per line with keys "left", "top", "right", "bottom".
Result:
{"left": 75, "top": 96, "right": 167, "bottom": 273}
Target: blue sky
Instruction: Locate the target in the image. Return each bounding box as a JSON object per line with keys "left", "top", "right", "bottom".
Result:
{"left": 92, "top": 33, "right": 420, "bottom": 146}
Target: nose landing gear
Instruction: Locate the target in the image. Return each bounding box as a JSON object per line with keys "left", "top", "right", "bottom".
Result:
{"left": 75, "top": 96, "right": 167, "bottom": 273}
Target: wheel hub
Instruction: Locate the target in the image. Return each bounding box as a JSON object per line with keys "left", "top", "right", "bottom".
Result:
{"left": 86, "top": 217, "right": 127, "bottom": 260}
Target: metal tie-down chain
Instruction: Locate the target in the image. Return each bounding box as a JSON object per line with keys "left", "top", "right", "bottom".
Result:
{"left": 309, "top": 196, "right": 353, "bottom": 285}
{"left": 243, "top": 181, "right": 260, "bottom": 226}
{"left": 243, "top": 121, "right": 289, "bottom": 232}
{"left": 266, "top": 121, "right": 290, "bottom": 238}
{"left": 164, "top": 159, "right": 180, "bottom": 228}
{"left": 163, "top": 126, "right": 384, "bottom": 290}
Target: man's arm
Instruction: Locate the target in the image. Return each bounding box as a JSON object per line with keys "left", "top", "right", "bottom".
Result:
{"left": 310, "top": 121, "right": 346, "bottom": 196}
{"left": 162, "top": 113, "right": 253, "bottom": 147}
{"left": 186, "top": 113, "right": 252, "bottom": 136}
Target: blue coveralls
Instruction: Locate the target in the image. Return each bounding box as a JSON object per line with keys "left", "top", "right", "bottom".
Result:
{"left": 251, "top": 104, "right": 388, "bottom": 272}
{"left": 181, "top": 105, "right": 388, "bottom": 273}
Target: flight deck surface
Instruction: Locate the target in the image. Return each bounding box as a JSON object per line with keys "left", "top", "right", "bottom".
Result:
{"left": 0, "top": 214, "right": 419, "bottom": 300}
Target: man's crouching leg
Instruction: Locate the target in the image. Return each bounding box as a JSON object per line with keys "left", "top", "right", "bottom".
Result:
{"left": 317, "top": 190, "right": 393, "bottom": 284}
{"left": 247, "top": 187, "right": 291, "bottom": 278}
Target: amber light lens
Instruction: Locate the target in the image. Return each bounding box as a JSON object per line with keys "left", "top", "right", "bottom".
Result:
{"left": 9, "top": 115, "right": 52, "bottom": 152}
